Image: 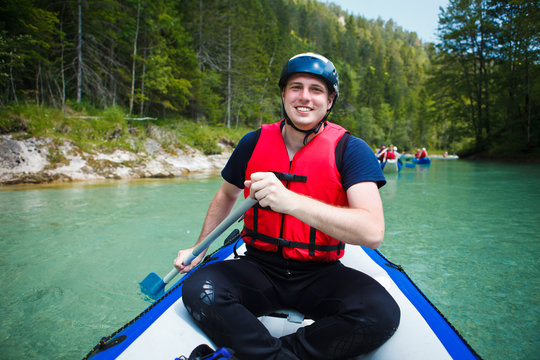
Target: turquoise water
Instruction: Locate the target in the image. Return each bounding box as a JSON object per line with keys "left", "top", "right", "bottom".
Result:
{"left": 0, "top": 161, "right": 539, "bottom": 359}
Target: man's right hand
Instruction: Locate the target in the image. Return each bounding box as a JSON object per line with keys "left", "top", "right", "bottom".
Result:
{"left": 174, "top": 247, "right": 206, "bottom": 274}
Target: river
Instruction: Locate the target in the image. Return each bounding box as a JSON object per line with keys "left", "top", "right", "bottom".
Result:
{"left": 0, "top": 160, "right": 538, "bottom": 359}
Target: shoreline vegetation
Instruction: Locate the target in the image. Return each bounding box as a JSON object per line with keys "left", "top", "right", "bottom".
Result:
{"left": 2, "top": 1, "right": 538, "bottom": 175}
{"left": 1, "top": 105, "right": 538, "bottom": 187}
{"left": 0, "top": 105, "right": 248, "bottom": 186}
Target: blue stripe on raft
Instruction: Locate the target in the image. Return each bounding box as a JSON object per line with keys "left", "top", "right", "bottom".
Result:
{"left": 89, "top": 241, "right": 238, "bottom": 359}
{"left": 362, "top": 247, "right": 481, "bottom": 360}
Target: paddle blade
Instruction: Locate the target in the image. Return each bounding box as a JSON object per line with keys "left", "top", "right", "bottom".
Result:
{"left": 140, "top": 272, "right": 165, "bottom": 299}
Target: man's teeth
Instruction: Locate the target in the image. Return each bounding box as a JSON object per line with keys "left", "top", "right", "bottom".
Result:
{"left": 297, "top": 107, "right": 311, "bottom": 111}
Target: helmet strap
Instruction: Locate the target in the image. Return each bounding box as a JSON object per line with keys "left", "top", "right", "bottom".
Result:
{"left": 283, "top": 103, "right": 330, "bottom": 145}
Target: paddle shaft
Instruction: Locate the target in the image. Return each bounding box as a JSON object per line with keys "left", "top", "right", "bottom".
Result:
{"left": 161, "top": 197, "right": 257, "bottom": 284}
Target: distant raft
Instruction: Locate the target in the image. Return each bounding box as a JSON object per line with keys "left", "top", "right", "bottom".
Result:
{"left": 413, "top": 157, "right": 431, "bottom": 165}
{"left": 381, "top": 159, "right": 402, "bottom": 173}
{"left": 431, "top": 155, "right": 459, "bottom": 160}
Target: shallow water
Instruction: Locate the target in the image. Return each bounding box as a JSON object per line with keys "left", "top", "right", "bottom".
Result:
{"left": 0, "top": 161, "right": 539, "bottom": 359}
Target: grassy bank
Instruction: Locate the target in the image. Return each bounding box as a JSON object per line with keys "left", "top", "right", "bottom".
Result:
{"left": 0, "top": 104, "right": 250, "bottom": 157}
{"left": 3, "top": 104, "right": 537, "bottom": 163}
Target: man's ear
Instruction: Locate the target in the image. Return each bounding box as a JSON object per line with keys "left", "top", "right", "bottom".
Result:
{"left": 327, "top": 92, "right": 335, "bottom": 110}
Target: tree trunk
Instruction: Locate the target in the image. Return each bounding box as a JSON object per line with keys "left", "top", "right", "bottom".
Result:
{"left": 525, "top": 61, "right": 531, "bottom": 146}
{"left": 258, "top": 51, "right": 275, "bottom": 126}
{"left": 76, "top": 0, "right": 83, "bottom": 103}
{"left": 35, "top": 61, "right": 41, "bottom": 106}
{"left": 196, "top": 0, "right": 203, "bottom": 122}
{"left": 129, "top": 0, "right": 141, "bottom": 115}
{"left": 60, "top": 21, "right": 66, "bottom": 106}
{"left": 9, "top": 59, "right": 18, "bottom": 104}
{"left": 226, "top": 23, "right": 231, "bottom": 128}
{"left": 139, "top": 48, "right": 147, "bottom": 117}
{"left": 198, "top": 0, "right": 203, "bottom": 71}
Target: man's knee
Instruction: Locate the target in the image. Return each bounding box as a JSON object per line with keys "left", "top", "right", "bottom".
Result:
{"left": 183, "top": 274, "right": 216, "bottom": 316}
{"left": 356, "top": 297, "right": 401, "bottom": 352}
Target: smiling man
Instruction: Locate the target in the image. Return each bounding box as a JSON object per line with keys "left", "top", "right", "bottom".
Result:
{"left": 175, "top": 53, "right": 400, "bottom": 360}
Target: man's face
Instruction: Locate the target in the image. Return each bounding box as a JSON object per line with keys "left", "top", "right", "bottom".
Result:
{"left": 282, "top": 74, "right": 334, "bottom": 131}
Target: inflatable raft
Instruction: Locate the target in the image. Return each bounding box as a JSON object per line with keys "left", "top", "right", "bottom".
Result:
{"left": 412, "top": 157, "right": 431, "bottom": 165}
{"left": 430, "top": 155, "right": 459, "bottom": 160}
{"left": 85, "top": 230, "right": 480, "bottom": 360}
{"left": 381, "top": 159, "right": 401, "bottom": 173}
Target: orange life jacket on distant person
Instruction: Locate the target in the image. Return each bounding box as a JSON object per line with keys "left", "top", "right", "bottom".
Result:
{"left": 242, "top": 120, "right": 348, "bottom": 262}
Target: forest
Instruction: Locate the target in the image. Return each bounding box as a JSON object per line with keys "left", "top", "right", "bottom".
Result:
{"left": 0, "top": 0, "right": 538, "bottom": 156}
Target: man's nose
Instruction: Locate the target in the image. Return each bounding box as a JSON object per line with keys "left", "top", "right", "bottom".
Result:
{"left": 299, "top": 87, "right": 310, "bottom": 100}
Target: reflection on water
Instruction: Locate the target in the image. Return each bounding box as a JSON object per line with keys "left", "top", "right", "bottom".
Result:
{"left": 1, "top": 163, "right": 539, "bottom": 359}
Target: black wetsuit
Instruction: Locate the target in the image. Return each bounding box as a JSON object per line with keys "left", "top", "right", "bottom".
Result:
{"left": 182, "top": 246, "right": 400, "bottom": 360}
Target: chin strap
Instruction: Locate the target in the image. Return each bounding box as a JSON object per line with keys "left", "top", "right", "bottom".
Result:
{"left": 283, "top": 104, "right": 330, "bottom": 145}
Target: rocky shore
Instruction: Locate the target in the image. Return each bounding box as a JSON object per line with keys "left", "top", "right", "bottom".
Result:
{"left": 0, "top": 134, "right": 231, "bottom": 186}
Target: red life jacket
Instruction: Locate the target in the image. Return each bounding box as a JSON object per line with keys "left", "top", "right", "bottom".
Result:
{"left": 387, "top": 150, "right": 395, "bottom": 159}
{"left": 242, "top": 120, "right": 348, "bottom": 262}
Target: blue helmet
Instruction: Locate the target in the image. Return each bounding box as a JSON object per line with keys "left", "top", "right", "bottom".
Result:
{"left": 278, "top": 53, "right": 339, "bottom": 107}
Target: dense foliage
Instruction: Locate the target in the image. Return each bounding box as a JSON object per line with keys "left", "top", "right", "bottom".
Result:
{"left": 1, "top": 0, "right": 538, "bottom": 155}
{"left": 432, "top": 0, "right": 539, "bottom": 155}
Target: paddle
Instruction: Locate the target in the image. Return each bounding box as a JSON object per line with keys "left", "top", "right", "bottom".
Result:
{"left": 140, "top": 197, "right": 258, "bottom": 299}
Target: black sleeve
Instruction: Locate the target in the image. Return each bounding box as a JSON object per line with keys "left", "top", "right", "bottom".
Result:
{"left": 220, "top": 129, "right": 260, "bottom": 189}
{"left": 340, "top": 136, "right": 386, "bottom": 190}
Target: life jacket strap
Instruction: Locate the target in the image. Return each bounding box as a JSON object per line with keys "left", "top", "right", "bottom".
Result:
{"left": 243, "top": 227, "right": 345, "bottom": 253}
{"left": 270, "top": 171, "right": 307, "bottom": 183}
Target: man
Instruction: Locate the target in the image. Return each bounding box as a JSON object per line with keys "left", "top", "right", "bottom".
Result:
{"left": 175, "top": 53, "right": 400, "bottom": 360}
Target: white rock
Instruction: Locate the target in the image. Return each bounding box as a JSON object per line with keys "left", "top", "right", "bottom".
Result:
{"left": 0, "top": 135, "right": 231, "bottom": 185}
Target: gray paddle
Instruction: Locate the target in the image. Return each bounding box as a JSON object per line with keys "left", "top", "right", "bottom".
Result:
{"left": 140, "top": 197, "right": 257, "bottom": 299}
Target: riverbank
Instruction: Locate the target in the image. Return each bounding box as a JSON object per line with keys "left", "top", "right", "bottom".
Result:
{"left": 0, "top": 134, "right": 231, "bottom": 186}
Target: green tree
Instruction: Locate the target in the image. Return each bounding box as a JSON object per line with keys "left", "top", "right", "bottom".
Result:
{"left": 489, "top": 0, "right": 539, "bottom": 149}
{"left": 0, "top": 0, "right": 449, "bottom": 153}
{"left": 432, "top": 0, "right": 539, "bottom": 153}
